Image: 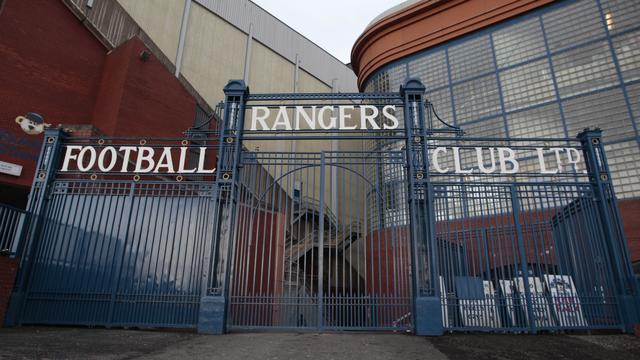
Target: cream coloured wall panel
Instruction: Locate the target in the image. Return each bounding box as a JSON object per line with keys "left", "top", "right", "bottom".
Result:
{"left": 248, "top": 41, "right": 294, "bottom": 93}
{"left": 117, "top": 0, "right": 183, "bottom": 61}
{"left": 181, "top": 3, "right": 247, "bottom": 105}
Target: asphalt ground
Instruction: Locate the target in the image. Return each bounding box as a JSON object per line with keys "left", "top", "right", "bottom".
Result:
{"left": 0, "top": 327, "right": 638, "bottom": 360}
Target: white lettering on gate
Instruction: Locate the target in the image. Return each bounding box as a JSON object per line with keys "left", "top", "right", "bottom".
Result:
{"left": 476, "top": 147, "right": 497, "bottom": 174}
{"left": 498, "top": 148, "right": 519, "bottom": 174}
{"left": 98, "top": 146, "right": 117, "bottom": 172}
{"left": 536, "top": 147, "right": 583, "bottom": 174}
{"left": 360, "top": 105, "right": 380, "bottom": 130}
{"left": 60, "top": 146, "right": 216, "bottom": 174}
{"left": 432, "top": 147, "right": 448, "bottom": 173}
{"left": 248, "top": 105, "right": 400, "bottom": 131}
{"left": 59, "top": 144, "right": 583, "bottom": 176}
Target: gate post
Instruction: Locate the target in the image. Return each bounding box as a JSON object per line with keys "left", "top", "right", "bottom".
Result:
{"left": 578, "top": 128, "right": 640, "bottom": 332}
{"left": 402, "top": 79, "right": 443, "bottom": 336}
{"left": 198, "top": 80, "right": 249, "bottom": 334}
{"left": 4, "top": 128, "right": 66, "bottom": 326}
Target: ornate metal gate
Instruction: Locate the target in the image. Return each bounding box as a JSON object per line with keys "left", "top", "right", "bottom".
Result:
{"left": 226, "top": 151, "right": 411, "bottom": 330}
{"left": 6, "top": 79, "right": 639, "bottom": 334}
{"left": 203, "top": 83, "right": 415, "bottom": 331}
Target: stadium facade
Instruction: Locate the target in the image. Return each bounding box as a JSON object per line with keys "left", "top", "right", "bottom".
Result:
{"left": 352, "top": 0, "right": 640, "bottom": 265}
{"left": 0, "top": 0, "right": 639, "bottom": 335}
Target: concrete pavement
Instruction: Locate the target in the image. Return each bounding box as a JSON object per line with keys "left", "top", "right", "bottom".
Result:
{"left": 0, "top": 327, "right": 638, "bottom": 359}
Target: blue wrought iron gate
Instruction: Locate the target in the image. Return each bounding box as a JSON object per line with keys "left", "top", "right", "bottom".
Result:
{"left": 226, "top": 150, "right": 412, "bottom": 330}
{"left": 6, "top": 79, "right": 638, "bottom": 334}
{"left": 9, "top": 138, "right": 218, "bottom": 328}
{"left": 205, "top": 83, "right": 415, "bottom": 331}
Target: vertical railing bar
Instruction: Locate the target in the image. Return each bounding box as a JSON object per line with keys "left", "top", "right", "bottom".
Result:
{"left": 318, "top": 152, "right": 325, "bottom": 330}
{"left": 511, "top": 185, "right": 536, "bottom": 333}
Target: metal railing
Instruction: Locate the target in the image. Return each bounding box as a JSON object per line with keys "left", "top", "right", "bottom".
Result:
{"left": 0, "top": 203, "right": 28, "bottom": 256}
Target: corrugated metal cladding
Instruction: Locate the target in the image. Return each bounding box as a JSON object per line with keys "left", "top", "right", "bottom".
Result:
{"left": 66, "top": 0, "right": 139, "bottom": 48}
{"left": 195, "top": 0, "right": 358, "bottom": 92}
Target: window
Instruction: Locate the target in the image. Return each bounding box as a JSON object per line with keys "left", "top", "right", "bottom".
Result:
{"left": 543, "top": 0, "right": 605, "bottom": 52}
{"left": 453, "top": 74, "right": 501, "bottom": 123}
{"left": 448, "top": 35, "right": 494, "bottom": 81}
{"left": 562, "top": 88, "right": 633, "bottom": 141}
{"left": 409, "top": 50, "right": 448, "bottom": 89}
{"left": 493, "top": 17, "right": 546, "bottom": 68}
{"left": 500, "top": 59, "right": 555, "bottom": 111}
{"left": 613, "top": 31, "right": 640, "bottom": 83}
{"left": 552, "top": 41, "right": 618, "bottom": 98}
{"left": 507, "top": 104, "right": 565, "bottom": 139}
{"left": 426, "top": 88, "right": 453, "bottom": 127}
{"left": 605, "top": 141, "right": 640, "bottom": 198}
{"left": 601, "top": 0, "right": 640, "bottom": 34}
{"left": 627, "top": 82, "right": 640, "bottom": 119}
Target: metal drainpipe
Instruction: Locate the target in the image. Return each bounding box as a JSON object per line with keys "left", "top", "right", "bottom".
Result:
{"left": 175, "top": 0, "right": 192, "bottom": 77}
{"left": 331, "top": 78, "right": 339, "bottom": 216}
{"left": 290, "top": 54, "right": 300, "bottom": 154}
{"left": 243, "top": 23, "right": 254, "bottom": 83}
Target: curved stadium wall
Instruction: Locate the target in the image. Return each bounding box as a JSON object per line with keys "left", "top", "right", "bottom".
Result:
{"left": 362, "top": 0, "right": 640, "bottom": 201}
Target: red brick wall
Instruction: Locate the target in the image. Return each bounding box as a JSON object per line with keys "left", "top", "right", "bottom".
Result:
{"left": 92, "top": 38, "right": 196, "bottom": 138}
{"left": 619, "top": 199, "right": 640, "bottom": 264}
{"left": 0, "top": 256, "right": 19, "bottom": 327}
{"left": 0, "top": 0, "right": 106, "bottom": 187}
{"left": 0, "top": 1, "right": 198, "bottom": 189}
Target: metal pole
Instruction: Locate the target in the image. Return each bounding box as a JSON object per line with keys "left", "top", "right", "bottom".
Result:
{"left": 175, "top": 0, "right": 192, "bottom": 77}
{"left": 198, "top": 80, "right": 249, "bottom": 334}
{"left": 401, "top": 79, "right": 443, "bottom": 336}
{"left": 510, "top": 185, "right": 537, "bottom": 334}
{"left": 6, "top": 128, "right": 66, "bottom": 326}
{"left": 578, "top": 128, "right": 640, "bottom": 332}
{"left": 243, "top": 23, "right": 254, "bottom": 83}
{"left": 318, "top": 152, "right": 326, "bottom": 330}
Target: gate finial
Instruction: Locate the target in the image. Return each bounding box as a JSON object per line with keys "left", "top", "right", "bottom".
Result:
{"left": 223, "top": 79, "right": 249, "bottom": 96}
{"left": 400, "top": 78, "right": 426, "bottom": 95}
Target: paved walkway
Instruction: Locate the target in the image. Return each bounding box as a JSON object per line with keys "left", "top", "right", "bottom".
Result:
{"left": 0, "top": 327, "right": 638, "bottom": 359}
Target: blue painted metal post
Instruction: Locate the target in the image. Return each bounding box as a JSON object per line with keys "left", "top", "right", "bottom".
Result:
{"left": 5, "top": 128, "right": 66, "bottom": 326}
{"left": 510, "top": 185, "right": 537, "bottom": 334}
{"left": 578, "top": 128, "right": 640, "bottom": 332}
{"left": 318, "top": 152, "right": 326, "bottom": 330}
{"left": 402, "top": 79, "right": 443, "bottom": 336}
{"left": 198, "top": 80, "right": 249, "bottom": 334}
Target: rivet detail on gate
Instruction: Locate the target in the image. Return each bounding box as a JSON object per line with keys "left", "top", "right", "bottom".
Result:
{"left": 416, "top": 171, "right": 424, "bottom": 180}
{"left": 222, "top": 173, "right": 231, "bottom": 180}
{"left": 38, "top": 171, "right": 46, "bottom": 179}
{"left": 600, "top": 174, "right": 608, "bottom": 181}
{"left": 181, "top": 139, "right": 189, "bottom": 146}
{"left": 413, "top": 136, "right": 421, "bottom": 143}
{"left": 47, "top": 137, "right": 55, "bottom": 144}
{"left": 176, "top": 175, "right": 184, "bottom": 182}
{"left": 592, "top": 138, "right": 600, "bottom": 145}
{"left": 97, "top": 139, "right": 105, "bottom": 145}
{"left": 225, "top": 137, "right": 234, "bottom": 144}
{"left": 139, "top": 139, "right": 147, "bottom": 145}
{"left": 90, "top": 174, "right": 98, "bottom": 181}
{"left": 133, "top": 174, "right": 141, "bottom": 182}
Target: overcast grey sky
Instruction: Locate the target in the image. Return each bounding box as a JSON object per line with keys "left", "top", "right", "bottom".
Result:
{"left": 251, "top": 0, "right": 407, "bottom": 64}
